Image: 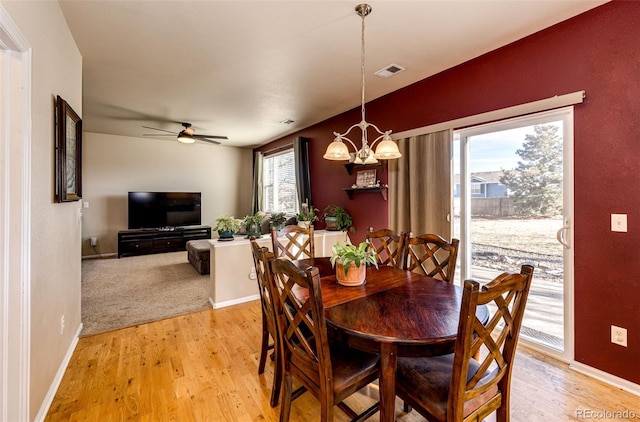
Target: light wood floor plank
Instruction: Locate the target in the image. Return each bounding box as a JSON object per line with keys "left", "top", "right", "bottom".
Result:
{"left": 45, "top": 301, "right": 639, "bottom": 421}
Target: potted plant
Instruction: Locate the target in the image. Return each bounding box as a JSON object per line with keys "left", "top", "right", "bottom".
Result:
{"left": 213, "top": 215, "right": 242, "bottom": 240}
{"left": 330, "top": 240, "right": 379, "bottom": 286}
{"left": 323, "top": 204, "right": 355, "bottom": 233}
{"left": 243, "top": 212, "right": 264, "bottom": 238}
{"left": 268, "top": 212, "right": 287, "bottom": 230}
{"left": 295, "top": 203, "right": 319, "bottom": 229}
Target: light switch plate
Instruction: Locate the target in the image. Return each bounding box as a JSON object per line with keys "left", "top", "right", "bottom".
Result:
{"left": 611, "top": 214, "right": 627, "bottom": 232}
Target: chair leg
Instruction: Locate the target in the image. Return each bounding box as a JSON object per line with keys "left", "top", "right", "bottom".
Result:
{"left": 496, "top": 399, "right": 509, "bottom": 422}
{"left": 403, "top": 401, "right": 412, "bottom": 413}
{"left": 269, "top": 340, "right": 282, "bottom": 408}
{"left": 279, "top": 374, "right": 293, "bottom": 422}
{"left": 321, "top": 397, "right": 335, "bottom": 422}
{"left": 258, "top": 316, "right": 269, "bottom": 374}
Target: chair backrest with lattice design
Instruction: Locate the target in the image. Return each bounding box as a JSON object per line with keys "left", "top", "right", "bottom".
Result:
{"left": 402, "top": 233, "right": 459, "bottom": 282}
{"left": 448, "top": 264, "right": 534, "bottom": 420}
{"left": 365, "top": 227, "right": 408, "bottom": 268}
{"left": 268, "top": 257, "right": 331, "bottom": 397}
{"left": 250, "top": 239, "right": 277, "bottom": 340}
{"left": 271, "top": 225, "right": 314, "bottom": 260}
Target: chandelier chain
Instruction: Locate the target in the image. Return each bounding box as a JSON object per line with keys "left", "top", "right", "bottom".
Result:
{"left": 360, "top": 5, "right": 366, "bottom": 126}
{"left": 322, "top": 3, "right": 401, "bottom": 162}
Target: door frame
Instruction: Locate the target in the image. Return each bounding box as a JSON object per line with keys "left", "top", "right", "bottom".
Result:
{"left": 456, "top": 107, "right": 575, "bottom": 362}
{"left": 1, "top": 5, "right": 32, "bottom": 421}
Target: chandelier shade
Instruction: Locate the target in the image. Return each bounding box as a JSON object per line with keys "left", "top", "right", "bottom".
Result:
{"left": 323, "top": 4, "right": 401, "bottom": 163}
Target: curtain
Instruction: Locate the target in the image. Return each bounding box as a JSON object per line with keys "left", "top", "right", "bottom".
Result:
{"left": 293, "top": 137, "right": 312, "bottom": 209}
{"left": 388, "top": 129, "right": 453, "bottom": 239}
{"left": 251, "top": 151, "right": 264, "bottom": 213}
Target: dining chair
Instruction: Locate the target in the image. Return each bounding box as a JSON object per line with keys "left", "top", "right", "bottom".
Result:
{"left": 268, "top": 257, "right": 380, "bottom": 422}
{"left": 365, "top": 227, "right": 408, "bottom": 268}
{"left": 249, "top": 239, "right": 281, "bottom": 408}
{"left": 402, "top": 233, "right": 460, "bottom": 283}
{"left": 395, "top": 264, "right": 535, "bottom": 422}
{"left": 271, "top": 224, "right": 315, "bottom": 260}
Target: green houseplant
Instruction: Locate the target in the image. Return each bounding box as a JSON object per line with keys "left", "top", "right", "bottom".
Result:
{"left": 323, "top": 204, "right": 355, "bottom": 233}
{"left": 213, "top": 215, "right": 242, "bottom": 240}
{"left": 268, "top": 212, "right": 287, "bottom": 230}
{"left": 243, "top": 212, "right": 264, "bottom": 238}
{"left": 330, "top": 240, "right": 378, "bottom": 286}
{"left": 295, "top": 203, "right": 319, "bottom": 228}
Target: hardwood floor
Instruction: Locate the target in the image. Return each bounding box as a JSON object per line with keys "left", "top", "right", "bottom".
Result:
{"left": 45, "top": 301, "right": 639, "bottom": 421}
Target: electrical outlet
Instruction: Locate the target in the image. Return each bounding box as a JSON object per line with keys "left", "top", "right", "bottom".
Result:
{"left": 90, "top": 237, "right": 98, "bottom": 246}
{"left": 611, "top": 214, "right": 627, "bottom": 232}
{"left": 60, "top": 315, "right": 65, "bottom": 335}
{"left": 611, "top": 325, "right": 627, "bottom": 347}
{"left": 249, "top": 268, "right": 257, "bottom": 280}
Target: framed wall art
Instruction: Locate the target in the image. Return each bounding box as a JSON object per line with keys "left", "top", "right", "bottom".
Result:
{"left": 55, "top": 95, "right": 82, "bottom": 202}
{"left": 355, "top": 169, "right": 376, "bottom": 187}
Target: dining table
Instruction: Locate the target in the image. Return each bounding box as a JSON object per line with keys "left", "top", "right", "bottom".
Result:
{"left": 292, "top": 257, "right": 488, "bottom": 422}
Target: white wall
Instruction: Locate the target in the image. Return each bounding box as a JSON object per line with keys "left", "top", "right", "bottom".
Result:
{"left": 82, "top": 132, "right": 253, "bottom": 256}
{"left": 0, "top": 1, "right": 82, "bottom": 420}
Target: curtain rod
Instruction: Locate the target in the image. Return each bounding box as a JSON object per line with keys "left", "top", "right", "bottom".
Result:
{"left": 393, "top": 90, "right": 585, "bottom": 140}
{"left": 262, "top": 142, "right": 293, "bottom": 156}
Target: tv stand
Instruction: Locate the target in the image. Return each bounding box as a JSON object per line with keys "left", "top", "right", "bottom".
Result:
{"left": 118, "top": 225, "right": 211, "bottom": 258}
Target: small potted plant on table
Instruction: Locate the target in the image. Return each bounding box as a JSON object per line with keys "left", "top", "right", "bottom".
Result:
{"left": 323, "top": 204, "right": 355, "bottom": 233}
{"left": 213, "top": 215, "right": 242, "bottom": 241}
{"left": 330, "top": 240, "right": 378, "bottom": 286}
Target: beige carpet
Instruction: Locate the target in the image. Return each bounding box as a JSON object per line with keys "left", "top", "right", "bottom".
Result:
{"left": 81, "top": 251, "right": 211, "bottom": 336}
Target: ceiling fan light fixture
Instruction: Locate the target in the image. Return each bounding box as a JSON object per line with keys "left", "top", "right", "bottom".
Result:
{"left": 177, "top": 132, "right": 195, "bottom": 144}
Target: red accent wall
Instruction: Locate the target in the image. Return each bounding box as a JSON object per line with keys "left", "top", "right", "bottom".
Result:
{"left": 256, "top": 1, "right": 640, "bottom": 383}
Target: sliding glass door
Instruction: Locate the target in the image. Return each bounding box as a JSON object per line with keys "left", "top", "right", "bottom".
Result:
{"left": 454, "top": 108, "right": 574, "bottom": 359}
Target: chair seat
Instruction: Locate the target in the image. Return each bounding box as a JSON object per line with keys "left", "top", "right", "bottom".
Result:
{"left": 396, "top": 354, "right": 499, "bottom": 421}
{"left": 330, "top": 342, "right": 379, "bottom": 394}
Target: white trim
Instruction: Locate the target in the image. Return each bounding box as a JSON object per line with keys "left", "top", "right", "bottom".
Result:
{"left": 393, "top": 91, "right": 585, "bottom": 140}
{"left": 81, "top": 253, "right": 117, "bottom": 260}
{"left": 0, "top": 5, "right": 31, "bottom": 422}
{"left": 520, "top": 339, "right": 570, "bottom": 363}
{"left": 33, "top": 324, "right": 82, "bottom": 422}
{"left": 209, "top": 294, "right": 259, "bottom": 309}
{"left": 570, "top": 361, "right": 640, "bottom": 397}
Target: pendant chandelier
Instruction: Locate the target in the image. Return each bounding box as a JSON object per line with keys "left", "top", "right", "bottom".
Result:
{"left": 323, "top": 3, "right": 401, "bottom": 164}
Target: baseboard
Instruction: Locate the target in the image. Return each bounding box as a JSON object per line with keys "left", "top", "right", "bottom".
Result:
{"left": 210, "top": 294, "right": 259, "bottom": 309}
{"left": 570, "top": 361, "right": 640, "bottom": 397}
{"left": 82, "top": 253, "right": 117, "bottom": 260}
{"left": 34, "top": 322, "right": 83, "bottom": 422}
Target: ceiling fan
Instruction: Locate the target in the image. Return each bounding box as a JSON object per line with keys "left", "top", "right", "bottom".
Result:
{"left": 142, "top": 122, "right": 228, "bottom": 145}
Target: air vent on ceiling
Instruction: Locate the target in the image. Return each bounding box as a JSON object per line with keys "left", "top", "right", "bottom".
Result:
{"left": 375, "top": 63, "right": 406, "bottom": 78}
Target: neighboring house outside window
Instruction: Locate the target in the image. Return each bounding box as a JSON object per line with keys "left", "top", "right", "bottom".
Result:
{"left": 454, "top": 171, "right": 507, "bottom": 198}
{"left": 262, "top": 149, "right": 298, "bottom": 214}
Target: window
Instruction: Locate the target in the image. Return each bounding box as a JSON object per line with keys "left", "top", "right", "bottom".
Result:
{"left": 262, "top": 150, "right": 298, "bottom": 214}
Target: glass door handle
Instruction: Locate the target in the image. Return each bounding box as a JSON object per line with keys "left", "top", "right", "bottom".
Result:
{"left": 556, "top": 223, "right": 570, "bottom": 249}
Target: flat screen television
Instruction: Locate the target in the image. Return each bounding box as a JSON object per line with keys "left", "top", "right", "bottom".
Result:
{"left": 128, "top": 192, "right": 201, "bottom": 229}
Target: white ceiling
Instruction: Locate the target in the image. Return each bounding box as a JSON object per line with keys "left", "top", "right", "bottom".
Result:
{"left": 58, "top": 0, "right": 608, "bottom": 148}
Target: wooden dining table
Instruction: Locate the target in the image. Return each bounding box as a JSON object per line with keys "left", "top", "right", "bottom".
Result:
{"left": 292, "top": 257, "right": 488, "bottom": 422}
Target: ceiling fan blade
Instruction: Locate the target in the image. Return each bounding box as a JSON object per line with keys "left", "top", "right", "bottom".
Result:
{"left": 193, "top": 134, "right": 228, "bottom": 140}
{"left": 142, "top": 126, "right": 178, "bottom": 135}
{"left": 196, "top": 138, "right": 222, "bottom": 145}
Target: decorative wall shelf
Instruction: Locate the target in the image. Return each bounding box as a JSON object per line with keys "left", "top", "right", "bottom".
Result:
{"left": 343, "top": 186, "right": 388, "bottom": 200}
{"left": 343, "top": 162, "right": 382, "bottom": 175}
